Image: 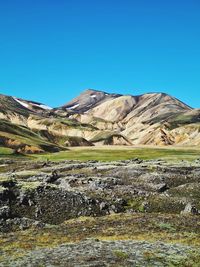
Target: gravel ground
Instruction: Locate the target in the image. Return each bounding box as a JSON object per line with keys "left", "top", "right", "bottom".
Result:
{"left": 2, "top": 239, "right": 198, "bottom": 267}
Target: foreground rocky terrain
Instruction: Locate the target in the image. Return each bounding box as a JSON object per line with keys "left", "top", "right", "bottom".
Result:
{"left": 1, "top": 156, "right": 200, "bottom": 266}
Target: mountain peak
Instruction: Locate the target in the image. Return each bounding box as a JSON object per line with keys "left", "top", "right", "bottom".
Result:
{"left": 61, "top": 89, "right": 121, "bottom": 113}
{"left": 84, "top": 88, "right": 108, "bottom": 94}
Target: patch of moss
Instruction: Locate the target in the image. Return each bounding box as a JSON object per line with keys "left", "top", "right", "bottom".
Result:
{"left": 113, "top": 250, "right": 129, "bottom": 260}
{"left": 19, "top": 181, "right": 42, "bottom": 191}
{"left": 125, "top": 198, "right": 145, "bottom": 212}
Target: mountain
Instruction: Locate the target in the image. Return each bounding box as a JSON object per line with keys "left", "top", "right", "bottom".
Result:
{"left": 0, "top": 89, "right": 199, "bottom": 153}
{"left": 60, "top": 90, "right": 192, "bottom": 128}
{"left": 60, "top": 89, "right": 200, "bottom": 146}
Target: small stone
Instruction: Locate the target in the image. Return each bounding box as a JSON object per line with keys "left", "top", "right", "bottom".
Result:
{"left": 0, "top": 206, "right": 10, "bottom": 220}
{"left": 181, "top": 203, "right": 199, "bottom": 215}
{"left": 100, "top": 202, "right": 108, "bottom": 211}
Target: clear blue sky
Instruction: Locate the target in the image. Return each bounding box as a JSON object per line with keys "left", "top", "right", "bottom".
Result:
{"left": 0, "top": 0, "right": 199, "bottom": 107}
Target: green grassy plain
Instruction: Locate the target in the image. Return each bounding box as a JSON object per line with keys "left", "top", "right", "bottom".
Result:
{"left": 0, "top": 145, "right": 200, "bottom": 162}
{"left": 32, "top": 146, "right": 200, "bottom": 162}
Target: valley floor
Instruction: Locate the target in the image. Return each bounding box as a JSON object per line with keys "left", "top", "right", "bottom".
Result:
{"left": 1, "top": 145, "right": 200, "bottom": 162}
{"left": 34, "top": 145, "right": 200, "bottom": 163}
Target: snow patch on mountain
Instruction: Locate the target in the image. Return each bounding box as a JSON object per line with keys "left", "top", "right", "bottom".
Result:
{"left": 37, "top": 104, "right": 52, "bottom": 110}
{"left": 90, "top": 95, "right": 96, "bottom": 98}
{"left": 13, "top": 98, "right": 29, "bottom": 108}
{"left": 67, "top": 104, "right": 80, "bottom": 110}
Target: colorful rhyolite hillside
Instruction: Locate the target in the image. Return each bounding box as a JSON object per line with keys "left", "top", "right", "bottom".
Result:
{"left": 0, "top": 89, "right": 200, "bottom": 153}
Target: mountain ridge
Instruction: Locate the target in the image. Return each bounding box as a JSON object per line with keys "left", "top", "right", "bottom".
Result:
{"left": 0, "top": 89, "right": 199, "bottom": 153}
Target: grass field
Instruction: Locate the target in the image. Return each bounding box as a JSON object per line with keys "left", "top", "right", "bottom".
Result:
{"left": 1, "top": 145, "right": 200, "bottom": 162}
{"left": 0, "top": 147, "right": 28, "bottom": 159}
{"left": 0, "top": 147, "right": 15, "bottom": 155}
{"left": 32, "top": 146, "right": 200, "bottom": 162}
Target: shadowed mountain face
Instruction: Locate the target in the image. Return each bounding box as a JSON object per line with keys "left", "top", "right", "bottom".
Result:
{"left": 0, "top": 89, "right": 199, "bottom": 153}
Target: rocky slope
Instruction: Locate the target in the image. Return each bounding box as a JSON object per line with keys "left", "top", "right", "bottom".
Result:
{"left": 0, "top": 89, "right": 199, "bottom": 153}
